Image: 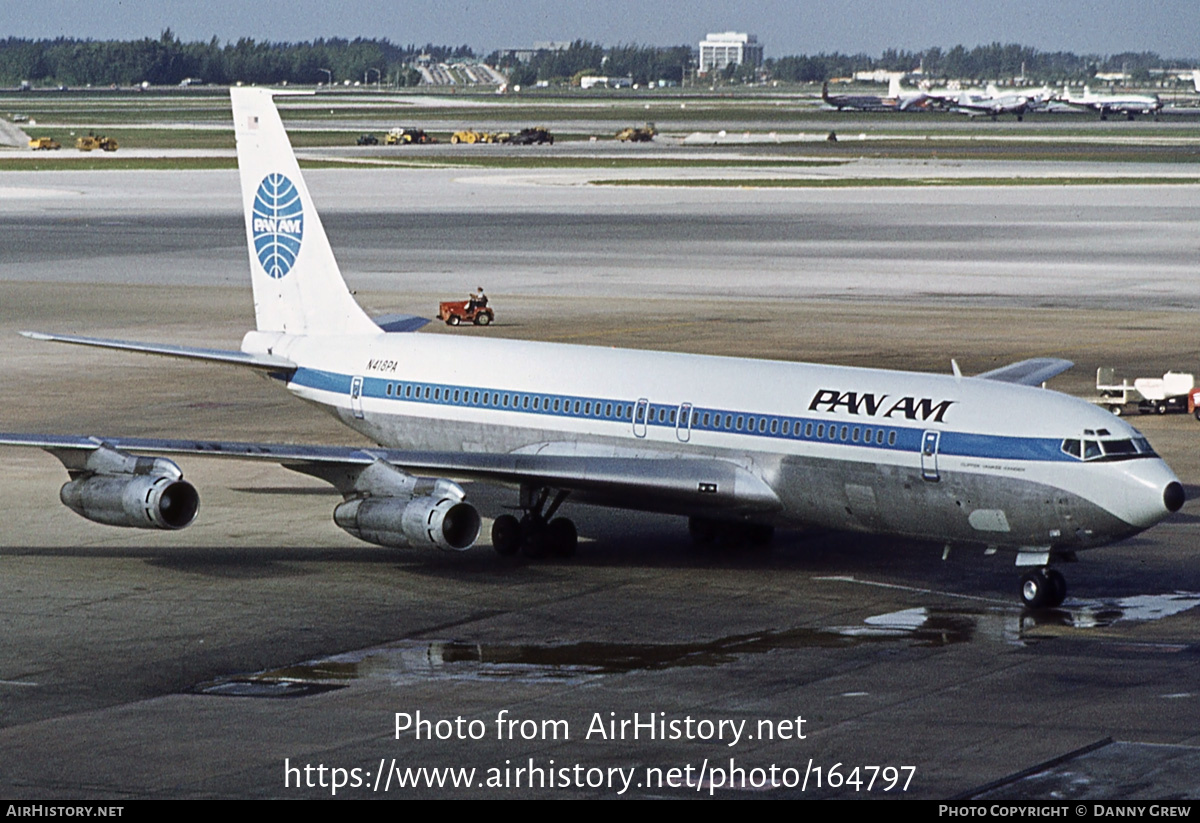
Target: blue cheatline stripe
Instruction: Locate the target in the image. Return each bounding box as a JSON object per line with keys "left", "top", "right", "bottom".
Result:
{"left": 939, "top": 431, "right": 1066, "bottom": 462}
{"left": 289, "top": 367, "right": 1078, "bottom": 464}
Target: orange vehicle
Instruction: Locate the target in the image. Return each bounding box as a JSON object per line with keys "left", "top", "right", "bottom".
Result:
{"left": 437, "top": 300, "right": 494, "bottom": 326}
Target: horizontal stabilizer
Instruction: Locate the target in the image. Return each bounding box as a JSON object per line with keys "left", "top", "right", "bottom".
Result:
{"left": 20, "top": 331, "right": 296, "bottom": 371}
{"left": 372, "top": 314, "right": 432, "bottom": 333}
{"left": 975, "top": 357, "right": 1073, "bottom": 386}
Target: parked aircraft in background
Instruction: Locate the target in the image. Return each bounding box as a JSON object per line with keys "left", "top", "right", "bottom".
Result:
{"left": 0, "top": 89, "right": 1185, "bottom": 609}
{"left": 950, "top": 89, "right": 1032, "bottom": 120}
{"left": 820, "top": 77, "right": 931, "bottom": 112}
{"left": 947, "top": 85, "right": 1053, "bottom": 120}
{"left": 1059, "top": 85, "right": 1163, "bottom": 119}
{"left": 886, "top": 76, "right": 933, "bottom": 110}
{"left": 821, "top": 81, "right": 897, "bottom": 111}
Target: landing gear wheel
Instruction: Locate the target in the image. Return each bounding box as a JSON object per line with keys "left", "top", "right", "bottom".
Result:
{"left": 519, "top": 514, "right": 547, "bottom": 558}
{"left": 688, "top": 518, "right": 774, "bottom": 549}
{"left": 1045, "top": 568, "right": 1067, "bottom": 607}
{"left": 507, "top": 487, "right": 575, "bottom": 560}
{"left": 1021, "top": 568, "right": 1066, "bottom": 608}
{"left": 745, "top": 523, "right": 775, "bottom": 547}
{"left": 1021, "top": 569, "right": 1049, "bottom": 607}
{"left": 491, "top": 514, "right": 521, "bottom": 556}
{"left": 688, "top": 516, "right": 718, "bottom": 546}
{"left": 546, "top": 518, "right": 577, "bottom": 557}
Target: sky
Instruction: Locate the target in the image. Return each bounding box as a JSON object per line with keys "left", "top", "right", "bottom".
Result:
{"left": 2, "top": 0, "right": 1197, "bottom": 58}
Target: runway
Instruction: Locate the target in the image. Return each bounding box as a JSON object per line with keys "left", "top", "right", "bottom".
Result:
{"left": 2, "top": 165, "right": 1198, "bottom": 309}
{"left": 1, "top": 166, "right": 1199, "bottom": 798}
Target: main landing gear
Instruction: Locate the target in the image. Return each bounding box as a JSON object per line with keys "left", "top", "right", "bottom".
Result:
{"left": 491, "top": 487, "right": 577, "bottom": 559}
{"left": 1020, "top": 567, "right": 1067, "bottom": 609}
{"left": 688, "top": 516, "right": 775, "bottom": 548}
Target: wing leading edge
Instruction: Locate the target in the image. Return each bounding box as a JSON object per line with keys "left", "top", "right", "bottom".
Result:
{"left": 0, "top": 433, "right": 782, "bottom": 518}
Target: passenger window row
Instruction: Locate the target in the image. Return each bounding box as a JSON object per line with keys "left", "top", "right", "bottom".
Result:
{"left": 375, "top": 378, "right": 902, "bottom": 449}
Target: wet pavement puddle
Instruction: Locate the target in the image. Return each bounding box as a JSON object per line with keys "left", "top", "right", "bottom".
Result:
{"left": 196, "top": 591, "right": 1200, "bottom": 697}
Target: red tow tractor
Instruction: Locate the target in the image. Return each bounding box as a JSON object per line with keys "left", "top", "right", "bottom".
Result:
{"left": 437, "top": 289, "right": 494, "bottom": 326}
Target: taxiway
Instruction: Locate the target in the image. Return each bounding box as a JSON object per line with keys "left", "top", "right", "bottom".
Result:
{"left": 0, "top": 165, "right": 1198, "bottom": 798}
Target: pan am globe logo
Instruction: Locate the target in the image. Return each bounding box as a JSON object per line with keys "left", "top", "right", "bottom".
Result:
{"left": 252, "top": 173, "right": 304, "bottom": 279}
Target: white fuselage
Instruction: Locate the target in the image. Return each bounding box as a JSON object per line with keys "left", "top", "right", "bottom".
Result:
{"left": 1067, "top": 88, "right": 1161, "bottom": 114}
{"left": 248, "top": 330, "right": 1181, "bottom": 552}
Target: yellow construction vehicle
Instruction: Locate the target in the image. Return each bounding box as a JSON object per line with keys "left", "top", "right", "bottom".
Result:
{"left": 28, "top": 137, "right": 61, "bottom": 150}
{"left": 385, "top": 127, "right": 434, "bottom": 145}
{"left": 75, "top": 134, "right": 118, "bottom": 152}
{"left": 450, "top": 129, "right": 484, "bottom": 144}
{"left": 616, "top": 123, "right": 656, "bottom": 142}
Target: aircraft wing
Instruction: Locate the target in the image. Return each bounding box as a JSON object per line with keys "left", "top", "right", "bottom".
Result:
{"left": 975, "top": 357, "right": 1073, "bottom": 386}
{"left": 0, "top": 433, "right": 782, "bottom": 517}
{"left": 19, "top": 331, "right": 297, "bottom": 371}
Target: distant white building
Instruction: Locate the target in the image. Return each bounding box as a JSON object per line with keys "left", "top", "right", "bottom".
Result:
{"left": 698, "top": 32, "right": 763, "bottom": 74}
{"left": 579, "top": 75, "right": 633, "bottom": 89}
{"left": 853, "top": 69, "right": 900, "bottom": 84}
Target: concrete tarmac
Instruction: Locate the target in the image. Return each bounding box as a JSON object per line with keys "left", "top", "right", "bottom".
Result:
{"left": 1, "top": 167, "right": 1199, "bottom": 799}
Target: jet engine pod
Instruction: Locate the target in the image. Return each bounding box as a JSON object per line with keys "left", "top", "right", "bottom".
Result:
{"left": 334, "top": 494, "right": 481, "bottom": 551}
{"left": 60, "top": 474, "right": 199, "bottom": 529}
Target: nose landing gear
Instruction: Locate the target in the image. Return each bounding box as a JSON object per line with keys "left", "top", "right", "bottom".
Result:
{"left": 1020, "top": 567, "right": 1067, "bottom": 608}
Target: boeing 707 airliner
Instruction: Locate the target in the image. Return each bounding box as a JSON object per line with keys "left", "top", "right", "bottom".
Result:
{"left": 0, "top": 89, "right": 1184, "bottom": 608}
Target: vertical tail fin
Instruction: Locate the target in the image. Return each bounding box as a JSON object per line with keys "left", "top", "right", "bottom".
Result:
{"left": 230, "top": 89, "right": 378, "bottom": 336}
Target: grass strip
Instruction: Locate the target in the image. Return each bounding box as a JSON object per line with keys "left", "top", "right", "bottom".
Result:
{"left": 0, "top": 157, "right": 367, "bottom": 171}
{"left": 590, "top": 176, "right": 1200, "bottom": 187}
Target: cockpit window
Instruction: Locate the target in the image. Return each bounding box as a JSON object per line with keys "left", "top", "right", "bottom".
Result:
{"left": 1101, "top": 439, "right": 1138, "bottom": 456}
{"left": 1061, "top": 435, "right": 1156, "bottom": 461}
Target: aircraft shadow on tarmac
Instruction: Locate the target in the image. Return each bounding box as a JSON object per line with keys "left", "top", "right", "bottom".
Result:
{"left": 0, "top": 503, "right": 1193, "bottom": 598}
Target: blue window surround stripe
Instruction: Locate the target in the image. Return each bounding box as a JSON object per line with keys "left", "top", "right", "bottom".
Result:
{"left": 291, "top": 367, "right": 1077, "bottom": 464}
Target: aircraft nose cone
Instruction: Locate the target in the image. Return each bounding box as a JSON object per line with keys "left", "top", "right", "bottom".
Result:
{"left": 1110, "top": 458, "right": 1183, "bottom": 530}
{"left": 1164, "top": 481, "right": 1185, "bottom": 513}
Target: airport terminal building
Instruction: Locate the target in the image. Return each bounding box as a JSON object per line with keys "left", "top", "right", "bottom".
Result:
{"left": 698, "top": 31, "right": 763, "bottom": 74}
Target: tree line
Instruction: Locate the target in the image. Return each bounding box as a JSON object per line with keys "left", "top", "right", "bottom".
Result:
{"left": 0, "top": 32, "right": 1193, "bottom": 88}
{"left": 0, "top": 30, "right": 473, "bottom": 87}
{"left": 490, "top": 41, "right": 694, "bottom": 87}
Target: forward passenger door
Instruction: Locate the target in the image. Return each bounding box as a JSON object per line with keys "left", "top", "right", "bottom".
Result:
{"left": 921, "top": 430, "right": 940, "bottom": 482}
